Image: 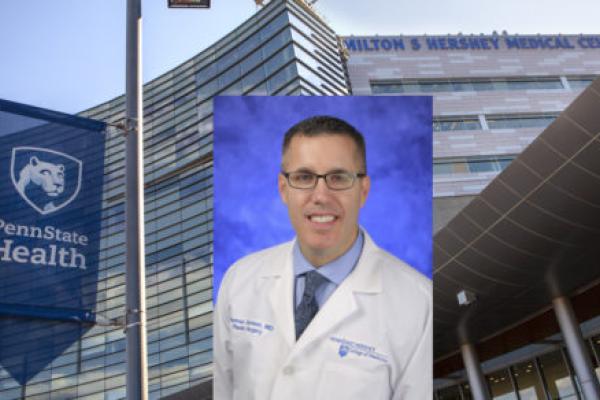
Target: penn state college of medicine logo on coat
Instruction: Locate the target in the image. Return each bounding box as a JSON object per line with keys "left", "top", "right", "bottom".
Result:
{"left": 10, "top": 146, "right": 82, "bottom": 215}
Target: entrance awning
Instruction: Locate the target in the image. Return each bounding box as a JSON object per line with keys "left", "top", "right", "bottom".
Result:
{"left": 434, "top": 79, "right": 600, "bottom": 364}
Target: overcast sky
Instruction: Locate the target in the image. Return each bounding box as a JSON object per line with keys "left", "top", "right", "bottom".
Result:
{"left": 0, "top": 0, "right": 598, "bottom": 114}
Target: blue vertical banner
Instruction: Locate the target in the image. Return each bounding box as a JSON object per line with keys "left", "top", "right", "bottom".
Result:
{"left": 0, "top": 99, "right": 106, "bottom": 384}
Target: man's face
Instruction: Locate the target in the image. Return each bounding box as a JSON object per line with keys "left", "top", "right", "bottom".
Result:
{"left": 278, "top": 134, "right": 370, "bottom": 266}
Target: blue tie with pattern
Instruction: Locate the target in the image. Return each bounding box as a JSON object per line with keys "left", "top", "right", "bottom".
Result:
{"left": 295, "top": 270, "right": 326, "bottom": 340}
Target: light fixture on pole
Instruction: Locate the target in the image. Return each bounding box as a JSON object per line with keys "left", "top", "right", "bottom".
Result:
{"left": 168, "top": 0, "right": 210, "bottom": 8}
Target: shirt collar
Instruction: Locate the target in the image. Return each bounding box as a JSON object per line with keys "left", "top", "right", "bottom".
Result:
{"left": 293, "top": 230, "right": 364, "bottom": 286}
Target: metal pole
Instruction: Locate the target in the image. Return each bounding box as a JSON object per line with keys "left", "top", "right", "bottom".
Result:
{"left": 507, "top": 366, "right": 522, "bottom": 400}
{"left": 533, "top": 356, "right": 552, "bottom": 400}
{"left": 460, "top": 342, "right": 491, "bottom": 400}
{"left": 125, "top": 0, "right": 147, "bottom": 399}
{"left": 552, "top": 296, "right": 600, "bottom": 400}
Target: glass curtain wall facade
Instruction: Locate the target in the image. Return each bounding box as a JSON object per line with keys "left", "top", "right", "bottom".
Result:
{"left": 435, "top": 333, "right": 600, "bottom": 399}
{"left": 0, "top": 1, "right": 348, "bottom": 399}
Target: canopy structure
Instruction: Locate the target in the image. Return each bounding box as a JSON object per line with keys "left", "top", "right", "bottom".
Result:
{"left": 434, "top": 79, "right": 600, "bottom": 372}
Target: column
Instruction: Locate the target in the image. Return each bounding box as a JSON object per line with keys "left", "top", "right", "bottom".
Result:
{"left": 460, "top": 342, "right": 491, "bottom": 400}
{"left": 552, "top": 296, "right": 600, "bottom": 400}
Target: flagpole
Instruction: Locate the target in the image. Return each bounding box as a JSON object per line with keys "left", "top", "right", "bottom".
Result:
{"left": 125, "top": 0, "right": 148, "bottom": 399}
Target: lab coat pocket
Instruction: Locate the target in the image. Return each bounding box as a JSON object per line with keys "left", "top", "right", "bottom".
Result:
{"left": 316, "top": 362, "right": 390, "bottom": 400}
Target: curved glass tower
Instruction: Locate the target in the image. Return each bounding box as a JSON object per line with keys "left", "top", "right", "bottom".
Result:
{"left": 0, "top": 1, "right": 348, "bottom": 399}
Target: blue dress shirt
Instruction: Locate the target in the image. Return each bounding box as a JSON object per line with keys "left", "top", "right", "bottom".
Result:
{"left": 293, "top": 230, "right": 364, "bottom": 308}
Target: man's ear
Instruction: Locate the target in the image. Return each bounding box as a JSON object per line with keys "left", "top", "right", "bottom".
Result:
{"left": 278, "top": 173, "right": 288, "bottom": 205}
{"left": 359, "top": 175, "right": 370, "bottom": 207}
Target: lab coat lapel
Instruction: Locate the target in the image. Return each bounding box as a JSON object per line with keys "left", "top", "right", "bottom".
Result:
{"left": 260, "top": 242, "right": 296, "bottom": 348}
{"left": 291, "top": 233, "right": 383, "bottom": 352}
{"left": 295, "top": 277, "right": 359, "bottom": 348}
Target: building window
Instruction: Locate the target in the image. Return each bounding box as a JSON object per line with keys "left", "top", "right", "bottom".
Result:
{"left": 510, "top": 361, "right": 546, "bottom": 400}
{"left": 590, "top": 334, "right": 600, "bottom": 381}
{"left": 567, "top": 76, "right": 597, "bottom": 90}
{"left": 434, "top": 155, "right": 516, "bottom": 175}
{"left": 434, "top": 335, "right": 600, "bottom": 399}
{"left": 437, "top": 385, "right": 462, "bottom": 399}
{"left": 537, "top": 350, "right": 578, "bottom": 399}
{"left": 486, "top": 115, "right": 556, "bottom": 130}
{"left": 486, "top": 368, "right": 518, "bottom": 399}
{"left": 433, "top": 118, "right": 482, "bottom": 132}
{"left": 371, "top": 76, "right": 566, "bottom": 94}
{"left": 433, "top": 113, "right": 557, "bottom": 132}
{"left": 467, "top": 159, "right": 497, "bottom": 173}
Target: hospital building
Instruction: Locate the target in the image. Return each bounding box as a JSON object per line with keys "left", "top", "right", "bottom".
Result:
{"left": 0, "top": 0, "right": 599, "bottom": 399}
{"left": 345, "top": 30, "right": 600, "bottom": 399}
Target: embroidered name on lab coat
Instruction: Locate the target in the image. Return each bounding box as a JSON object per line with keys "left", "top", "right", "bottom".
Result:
{"left": 230, "top": 317, "right": 274, "bottom": 335}
{"left": 330, "top": 336, "right": 388, "bottom": 363}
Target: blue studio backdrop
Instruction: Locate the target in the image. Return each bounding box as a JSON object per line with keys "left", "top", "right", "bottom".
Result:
{"left": 0, "top": 99, "right": 105, "bottom": 385}
{"left": 213, "top": 96, "right": 432, "bottom": 299}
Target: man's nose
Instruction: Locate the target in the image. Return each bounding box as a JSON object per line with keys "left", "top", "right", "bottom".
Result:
{"left": 310, "top": 176, "right": 332, "bottom": 201}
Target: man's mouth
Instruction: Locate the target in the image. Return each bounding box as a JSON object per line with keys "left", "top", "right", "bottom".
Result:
{"left": 308, "top": 214, "right": 337, "bottom": 223}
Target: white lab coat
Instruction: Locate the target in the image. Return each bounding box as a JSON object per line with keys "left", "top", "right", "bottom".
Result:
{"left": 213, "top": 231, "right": 432, "bottom": 400}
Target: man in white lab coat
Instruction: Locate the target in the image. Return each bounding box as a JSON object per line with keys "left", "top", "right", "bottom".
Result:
{"left": 214, "top": 116, "right": 432, "bottom": 399}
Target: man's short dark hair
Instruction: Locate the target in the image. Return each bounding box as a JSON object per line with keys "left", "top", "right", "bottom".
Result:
{"left": 282, "top": 115, "right": 367, "bottom": 173}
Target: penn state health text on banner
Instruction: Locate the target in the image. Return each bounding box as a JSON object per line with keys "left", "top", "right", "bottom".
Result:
{"left": 0, "top": 99, "right": 106, "bottom": 384}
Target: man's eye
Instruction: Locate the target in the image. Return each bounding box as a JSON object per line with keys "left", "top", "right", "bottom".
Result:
{"left": 294, "top": 174, "right": 314, "bottom": 182}
{"left": 329, "top": 173, "right": 349, "bottom": 183}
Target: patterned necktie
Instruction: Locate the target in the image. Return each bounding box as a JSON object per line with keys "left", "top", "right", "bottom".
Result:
{"left": 295, "top": 270, "right": 326, "bottom": 340}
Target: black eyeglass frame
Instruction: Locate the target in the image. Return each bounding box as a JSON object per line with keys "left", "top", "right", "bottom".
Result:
{"left": 281, "top": 171, "right": 367, "bottom": 190}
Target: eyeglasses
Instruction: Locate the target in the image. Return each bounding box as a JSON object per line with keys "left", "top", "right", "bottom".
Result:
{"left": 281, "top": 171, "right": 366, "bottom": 190}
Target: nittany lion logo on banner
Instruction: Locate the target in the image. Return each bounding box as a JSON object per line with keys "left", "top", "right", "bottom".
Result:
{"left": 10, "top": 147, "right": 83, "bottom": 215}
